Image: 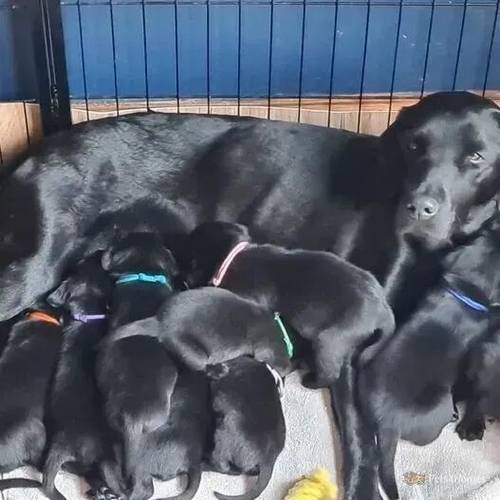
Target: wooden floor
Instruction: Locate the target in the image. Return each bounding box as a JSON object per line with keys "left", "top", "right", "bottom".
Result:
{"left": 2, "top": 94, "right": 500, "bottom": 166}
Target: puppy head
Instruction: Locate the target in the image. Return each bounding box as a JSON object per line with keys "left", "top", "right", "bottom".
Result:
{"left": 47, "top": 253, "right": 112, "bottom": 315}
{"left": 101, "top": 231, "right": 179, "bottom": 277}
{"left": 188, "top": 222, "right": 251, "bottom": 286}
{"left": 382, "top": 92, "right": 500, "bottom": 249}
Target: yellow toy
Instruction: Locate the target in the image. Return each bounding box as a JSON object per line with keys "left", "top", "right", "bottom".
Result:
{"left": 284, "top": 469, "right": 338, "bottom": 500}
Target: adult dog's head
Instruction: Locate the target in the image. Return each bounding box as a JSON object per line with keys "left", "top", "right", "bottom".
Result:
{"left": 382, "top": 91, "right": 500, "bottom": 249}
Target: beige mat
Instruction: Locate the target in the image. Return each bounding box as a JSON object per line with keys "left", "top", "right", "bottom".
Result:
{"left": 2, "top": 371, "right": 500, "bottom": 500}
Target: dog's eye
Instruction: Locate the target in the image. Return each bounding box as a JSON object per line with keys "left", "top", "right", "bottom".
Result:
{"left": 406, "top": 141, "right": 419, "bottom": 153}
{"left": 468, "top": 152, "right": 484, "bottom": 165}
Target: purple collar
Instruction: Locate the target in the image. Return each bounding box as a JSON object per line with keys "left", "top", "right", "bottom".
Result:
{"left": 73, "top": 313, "right": 107, "bottom": 323}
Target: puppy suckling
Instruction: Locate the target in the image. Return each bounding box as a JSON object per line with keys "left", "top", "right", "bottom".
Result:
{"left": 359, "top": 218, "right": 500, "bottom": 499}
{"left": 207, "top": 356, "right": 286, "bottom": 500}
{"left": 455, "top": 314, "right": 500, "bottom": 442}
{"left": 43, "top": 255, "right": 115, "bottom": 500}
{"left": 125, "top": 367, "right": 210, "bottom": 500}
{"left": 96, "top": 231, "right": 180, "bottom": 497}
{"left": 188, "top": 222, "right": 394, "bottom": 387}
{"left": 114, "top": 286, "right": 292, "bottom": 377}
{"left": 0, "top": 304, "right": 63, "bottom": 493}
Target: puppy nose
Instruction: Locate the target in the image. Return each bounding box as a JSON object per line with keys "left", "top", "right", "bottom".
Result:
{"left": 406, "top": 196, "right": 440, "bottom": 220}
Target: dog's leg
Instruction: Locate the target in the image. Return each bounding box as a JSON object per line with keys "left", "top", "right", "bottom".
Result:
{"left": 377, "top": 427, "right": 400, "bottom": 499}
{"left": 456, "top": 397, "right": 486, "bottom": 441}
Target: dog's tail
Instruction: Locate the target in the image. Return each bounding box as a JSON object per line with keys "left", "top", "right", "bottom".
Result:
{"left": 0, "top": 478, "right": 42, "bottom": 492}
{"left": 328, "top": 361, "right": 380, "bottom": 500}
{"left": 377, "top": 427, "right": 400, "bottom": 499}
{"left": 160, "top": 467, "right": 202, "bottom": 500}
{"left": 43, "top": 445, "right": 73, "bottom": 500}
{"left": 213, "top": 463, "right": 274, "bottom": 500}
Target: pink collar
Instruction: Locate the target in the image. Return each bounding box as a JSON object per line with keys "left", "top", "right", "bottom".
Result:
{"left": 211, "top": 241, "right": 250, "bottom": 287}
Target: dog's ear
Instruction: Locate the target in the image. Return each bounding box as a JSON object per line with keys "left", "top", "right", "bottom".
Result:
{"left": 46, "top": 279, "right": 69, "bottom": 308}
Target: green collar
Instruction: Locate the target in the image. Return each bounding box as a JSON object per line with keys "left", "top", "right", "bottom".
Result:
{"left": 274, "top": 312, "right": 294, "bottom": 358}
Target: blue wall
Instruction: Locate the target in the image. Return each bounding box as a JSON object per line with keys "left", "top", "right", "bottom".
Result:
{"left": 1, "top": 0, "right": 499, "bottom": 101}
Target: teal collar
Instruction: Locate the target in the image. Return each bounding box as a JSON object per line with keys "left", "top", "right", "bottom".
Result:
{"left": 116, "top": 273, "right": 172, "bottom": 290}
{"left": 274, "top": 312, "right": 294, "bottom": 359}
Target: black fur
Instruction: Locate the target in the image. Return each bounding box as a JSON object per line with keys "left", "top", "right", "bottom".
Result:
{"left": 125, "top": 367, "right": 210, "bottom": 500}
{"left": 0, "top": 307, "right": 63, "bottom": 493}
{"left": 207, "top": 357, "right": 285, "bottom": 500}
{"left": 112, "top": 287, "right": 291, "bottom": 377}
{"left": 1, "top": 92, "right": 499, "bottom": 327}
{"left": 43, "top": 255, "right": 114, "bottom": 500}
{"left": 96, "top": 232, "right": 179, "bottom": 496}
{"left": 359, "top": 218, "right": 500, "bottom": 499}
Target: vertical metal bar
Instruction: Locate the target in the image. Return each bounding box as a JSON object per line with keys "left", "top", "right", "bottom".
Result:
{"left": 141, "top": 0, "right": 150, "bottom": 111}
{"left": 357, "top": 0, "right": 371, "bottom": 133}
{"left": 237, "top": 0, "right": 242, "bottom": 116}
{"left": 267, "top": 0, "right": 275, "bottom": 120}
{"left": 420, "top": 0, "right": 436, "bottom": 98}
{"left": 77, "top": 0, "right": 90, "bottom": 120}
{"left": 32, "top": 0, "right": 71, "bottom": 134}
{"left": 297, "top": 0, "right": 307, "bottom": 123}
{"left": 327, "top": 0, "right": 339, "bottom": 128}
{"left": 452, "top": 0, "right": 469, "bottom": 90}
{"left": 482, "top": 0, "right": 500, "bottom": 96}
{"left": 108, "top": 0, "right": 120, "bottom": 116}
{"left": 22, "top": 101, "right": 31, "bottom": 145}
{"left": 206, "top": 0, "right": 211, "bottom": 114}
{"left": 174, "top": 0, "right": 181, "bottom": 112}
{"left": 387, "top": 0, "right": 403, "bottom": 127}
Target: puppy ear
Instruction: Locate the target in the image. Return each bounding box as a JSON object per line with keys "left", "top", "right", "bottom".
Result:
{"left": 46, "top": 279, "right": 69, "bottom": 308}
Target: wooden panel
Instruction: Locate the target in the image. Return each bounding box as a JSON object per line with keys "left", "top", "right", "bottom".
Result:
{"left": 0, "top": 102, "right": 43, "bottom": 164}
{"left": 69, "top": 94, "right": 500, "bottom": 136}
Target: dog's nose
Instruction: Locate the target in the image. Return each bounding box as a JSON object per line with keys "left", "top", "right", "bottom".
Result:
{"left": 406, "top": 196, "right": 440, "bottom": 220}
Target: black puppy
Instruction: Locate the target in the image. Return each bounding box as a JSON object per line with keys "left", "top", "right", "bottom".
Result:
{"left": 43, "top": 255, "right": 115, "bottom": 500}
{"left": 126, "top": 367, "right": 210, "bottom": 500}
{"left": 208, "top": 356, "right": 286, "bottom": 500}
{"left": 359, "top": 218, "right": 500, "bottom": 499}
{"left": 96, "top": 231, "right": 179, "bottom": 496}
{"left": 113, "top": 286, "right": 291, "bottom": 377}
{"left": 455, "top": 314, "right": 500, "bottom": 442}
{"left": 188, "top": 222, "right": 394, "bottom": 387}
{"left": 0, "top": 305, "right": 63, "bottom": 493}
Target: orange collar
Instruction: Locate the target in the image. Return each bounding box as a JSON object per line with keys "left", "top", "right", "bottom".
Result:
{"left": 27, "top": 311, "right": 61, "bottom": 327}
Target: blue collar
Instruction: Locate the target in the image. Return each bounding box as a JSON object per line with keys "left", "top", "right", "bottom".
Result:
{"left": 116, "top": 273, "right": 172, "bottom": 290}
{"left": 445, "top": 287, "right": 489, "bottom": 313}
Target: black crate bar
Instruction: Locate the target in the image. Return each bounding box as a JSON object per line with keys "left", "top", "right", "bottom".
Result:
{"left": 32, "top": 0, "right": 71, "bottom": 133}
{"left": 483, "top": 0, "right": 500, "bottom": 96}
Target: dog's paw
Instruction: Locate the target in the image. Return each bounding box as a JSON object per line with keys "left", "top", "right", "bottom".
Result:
{"left": 86, "top": 486, "right": 123, "bottom": 500}
{"left": 456, "top": 418, "right": 486, "bottom": 441}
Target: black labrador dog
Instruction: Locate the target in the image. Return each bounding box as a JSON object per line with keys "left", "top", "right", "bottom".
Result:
{"left": 207, "top": 356, "right": 286, "bottom": 500}
{"left": 0, "top": 306, "right": 63, "bottom": 493}
{"left": 96, "top": 232, "right": 180, "bottom": 496}
{"left": 1, "top": 91, "right": 499, "bottom": 499}
{"left": 112, "top": 287, "right": 291, "bottom": 377}
{"left": 188, "top": 221, "right": 395, "bottom": 387}
{"left": 126, "top": 367, "right": 210, "bottom": 500}
{"left": 43, "top": 255, "right": 114, "bottom": 500}
{"left": 359, "top": 216, "right": 500, "bottom": 499}
{"left": 455, "top": 314, "right": 500, "bottom": 442}
{"left": 2, "top": 92, "right": 499, "bottom": 325}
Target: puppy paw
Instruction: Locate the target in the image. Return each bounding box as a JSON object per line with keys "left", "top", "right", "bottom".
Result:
{"left": 456, "top": 418, "right": 486, "bottom": 441}
{"left": 86, "top": 486, "right": 123, "bottom": 500}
